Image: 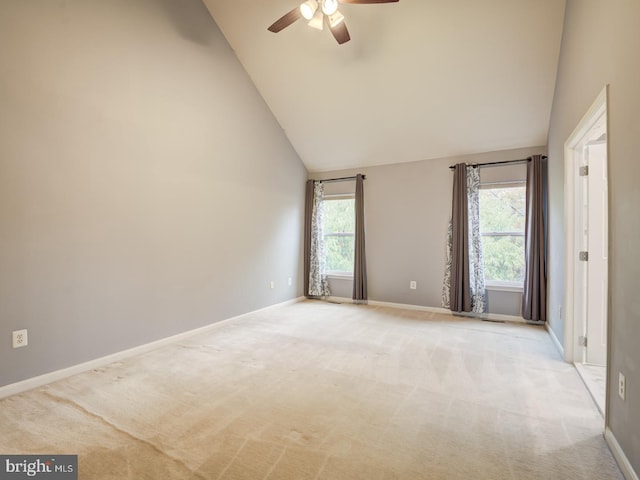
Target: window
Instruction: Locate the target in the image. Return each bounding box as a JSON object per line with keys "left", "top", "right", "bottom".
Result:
{"left": 323, "top": 195, "right": 355, "bottom": 276}
{"left": 479, "top": 182, "right": 526, "bottom": 286}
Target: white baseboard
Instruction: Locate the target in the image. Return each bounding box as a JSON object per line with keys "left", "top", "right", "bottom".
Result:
{"left": 323, "top": 297, "right": 525, "bottom": 323}
{"left": 0, "top": 296, "right": 305, "bottom": 400}
{"left": 605, "top": 427, "right": 639, "bottom": 480}
{"left": 546, "top": 322, "right": 565, "bottom": 358}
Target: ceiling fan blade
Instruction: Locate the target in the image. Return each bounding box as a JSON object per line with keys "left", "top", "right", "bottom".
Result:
{"left": 339, "top": 0, "right": 399, "bottom": 3}
{"left": 268, "top": 7, "right": 302, "bottom": 33}
{"left": 330, "top": 20, "right": 351, "bottom": 44}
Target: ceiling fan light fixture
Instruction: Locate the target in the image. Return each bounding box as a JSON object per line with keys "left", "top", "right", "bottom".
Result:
{"left": 308, "top": 10, "right": 324, "bottom": 30}
{"left": 328, "top": 10, "right": 344, "bottom": 28}
{"left": 321, "top": 0, "right": 339, "bottom": 16}
{"left": 299, "top": 0, "right": 318, "bottom": 20}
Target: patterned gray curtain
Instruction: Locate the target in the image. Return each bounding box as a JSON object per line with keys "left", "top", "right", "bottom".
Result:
{"left": 441, "top": 220, "right": 455, "bottom": 309}
{"left": 522, "top": 155, "right": 547, "bottom": 321}
{"left": 467, "top": 167, "right": 486, "bottom": 313}
{"left": 308, "top": 181, "right": 330, "bottom": 297}
{"left": 442, "top": 164, "right": 485, "bottom": 313}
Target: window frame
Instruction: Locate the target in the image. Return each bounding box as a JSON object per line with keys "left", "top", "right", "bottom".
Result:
{"left": 323, "top": 194, "right": 356, "bottom": 278}
{"left": 479, "top": 180, "right": 526, "bottom": 290}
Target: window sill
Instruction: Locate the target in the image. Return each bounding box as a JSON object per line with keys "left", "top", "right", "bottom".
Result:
{"left": 485, "top": 283, "right": 523, "bottom": 293}
{"left": 327, "top": 274, "right": 353, "bottom": 280}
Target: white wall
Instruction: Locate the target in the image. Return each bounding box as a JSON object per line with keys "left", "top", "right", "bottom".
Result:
{"left": 0, "top": 0, "right": 307, "bottom": 387}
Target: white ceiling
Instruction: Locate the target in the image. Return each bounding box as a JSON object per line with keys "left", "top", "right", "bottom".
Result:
{"left": 202, "top": 0, "right": 566, "bottom": 172}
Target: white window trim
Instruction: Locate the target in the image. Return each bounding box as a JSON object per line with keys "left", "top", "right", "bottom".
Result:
{"left": 326, "top": 273, "right": 354, "bottom": 280}
{"left": 481, "top": 232, "right": 525, "bottom": 237}
{"left": 485, "top": 281, "right": 524, "bottom": 293}
{"left": 324, "top": 193, "right": 355, "bottom": 200}
{"left": 480, "top": 180, "right": 526, "bottom": 188}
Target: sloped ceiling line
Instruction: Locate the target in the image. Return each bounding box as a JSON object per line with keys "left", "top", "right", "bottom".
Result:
{"left": 203, "top": 0, "right": 566, "bottom": 172}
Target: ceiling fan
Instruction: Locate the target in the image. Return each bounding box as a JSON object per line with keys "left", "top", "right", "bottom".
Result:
{"left": 268, "top": 0, "right": 399, "bottom": 45}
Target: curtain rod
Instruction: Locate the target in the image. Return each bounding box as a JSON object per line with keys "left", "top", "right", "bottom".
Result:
{"left": 448, "top": 156, "right": 547, "bottom": 170}
{"left": 315, "top": 175, "right": 366, "bottom": 184}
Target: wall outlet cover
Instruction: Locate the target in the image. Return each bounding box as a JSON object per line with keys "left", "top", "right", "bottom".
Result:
{"left": 12, "top": 329, "right": 28, "bottom": 349}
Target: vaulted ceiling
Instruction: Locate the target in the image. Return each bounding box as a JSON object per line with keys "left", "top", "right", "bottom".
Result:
{"left": 203, "top": 0, "right": 566, "bottom": 172}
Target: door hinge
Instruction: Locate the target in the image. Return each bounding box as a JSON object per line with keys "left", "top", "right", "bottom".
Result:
{"left": 578, "top": 336, "right": 588, "bottom": 347}
{"left": 579, "top": 251, "right": 589, "bottom": 261}
{"left": 579, "top": 166, "right": 589, "bottom": 176}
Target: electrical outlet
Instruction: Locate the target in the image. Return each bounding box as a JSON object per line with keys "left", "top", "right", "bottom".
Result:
{"left": 619, "top": 372, "right": 626, "bottom": 401}
{"left": 12, "top": 329, "right": 28, "bottom": 349}
{"left": 410, "top": 281, "right": 417, "bottom": 290}
{"left": 270, "top": 280, "right": 275, "bottom": 289}
{"left": 288, "top": 277, "right": 292, "bottom": 286}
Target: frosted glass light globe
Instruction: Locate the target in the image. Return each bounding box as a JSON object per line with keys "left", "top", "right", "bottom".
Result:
{"left": 322, "top": 0, "right": 339, "bottom": 16}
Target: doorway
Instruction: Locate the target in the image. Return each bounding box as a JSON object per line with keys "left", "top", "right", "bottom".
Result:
{"left": 563, "top": 86, "right": 609, "bottom": 417}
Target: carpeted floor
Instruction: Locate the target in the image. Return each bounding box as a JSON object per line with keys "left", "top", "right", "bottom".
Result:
{"left": 0, "top": 301, "right": 624, "bottom": 479}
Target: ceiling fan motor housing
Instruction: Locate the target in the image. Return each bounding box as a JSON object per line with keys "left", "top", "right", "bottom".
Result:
{"left": 268, "top": 0, "right": 399, "bottom": 45}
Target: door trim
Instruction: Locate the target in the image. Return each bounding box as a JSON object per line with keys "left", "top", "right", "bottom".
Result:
{"left": 563, "top": 85, "right": 608, "bottom": 364}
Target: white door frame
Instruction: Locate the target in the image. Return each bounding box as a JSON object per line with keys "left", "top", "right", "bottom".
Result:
{"left": 563, "top": 86, "right": 608, "bottom": 363}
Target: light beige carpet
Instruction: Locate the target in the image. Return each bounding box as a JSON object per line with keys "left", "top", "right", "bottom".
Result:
{"left": 0, "top": 301, "right": 623, "bottom": 479}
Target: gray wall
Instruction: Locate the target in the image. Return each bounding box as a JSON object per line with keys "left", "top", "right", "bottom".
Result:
{"left": 547, "top": 0, "right": 640, "bottom": 472}
{"left": 311, "top": 146, "right": 545, "bottom": 316}
{"left": 0, "top": 0, "right": 307, "bottom": 388}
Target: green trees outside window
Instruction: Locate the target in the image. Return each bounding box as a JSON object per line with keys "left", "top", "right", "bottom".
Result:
{"left": 323, "top": 197, "right": 355, "bottom": 274}
{"left": 479, "top": 184, "right": 526, "bottom": 284}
